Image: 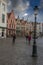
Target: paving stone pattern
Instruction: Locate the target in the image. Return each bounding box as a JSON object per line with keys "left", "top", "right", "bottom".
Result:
{"left": 0, "top": 37, "right": 43, "bottom": 65}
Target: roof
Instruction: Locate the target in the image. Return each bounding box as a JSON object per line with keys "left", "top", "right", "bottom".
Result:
{"left": 7, "top": 13, "right": 11, "bottom": 18}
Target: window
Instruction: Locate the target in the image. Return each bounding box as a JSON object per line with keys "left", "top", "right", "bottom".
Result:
{"left": 17, "top": 22, "right": 20, "bottom": 25}
{"left": 16, "top": 27, "right": 20, "bottom": 30}
{"left": 2, "top": 14, "right": 5, "bottom": 23}
{"left": 9, "top": 24, "right": 11, "bottom": 28}
{"left": 12, "top": 24, "right": 13, "bottom": 28}
{"left": 11, "top": 20, "right": 12, "bottom": 23}
{"left": 2, "top": 3, "right": 5, "bottom": 11}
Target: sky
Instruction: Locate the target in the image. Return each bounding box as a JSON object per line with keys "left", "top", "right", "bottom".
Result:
{"left": 7, "top": 0, "right": 43, "bottom": 22}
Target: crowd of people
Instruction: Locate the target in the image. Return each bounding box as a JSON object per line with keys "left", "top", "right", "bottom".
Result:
{"left": 12, "top": 31, "right": 32, "bottom": 45}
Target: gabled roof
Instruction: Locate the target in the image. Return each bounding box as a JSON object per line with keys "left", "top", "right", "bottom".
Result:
{"left": 7, "top": 10, "right": 15, "bottom": 18}
{"left": 7, "top": 13, "right": 11, "bottom": 18}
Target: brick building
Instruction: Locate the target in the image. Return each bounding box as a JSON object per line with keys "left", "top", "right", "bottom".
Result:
{"left": 6, "top": 10, "right": 16, "bottom": 37}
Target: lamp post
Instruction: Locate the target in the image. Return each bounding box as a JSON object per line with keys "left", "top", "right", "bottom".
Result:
{"left": 32, "top": 6, "right": 39, "bottom": 57}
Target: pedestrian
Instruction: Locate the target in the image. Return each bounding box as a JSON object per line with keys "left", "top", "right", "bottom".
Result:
{"left": 12, "top": 32, "right": 16, "bottom": 44}
{"left": 28, "top": 34, "right": 31, "bottom": 45}
{"left": 25, "top": 33, "right": 28, "bottom": 43}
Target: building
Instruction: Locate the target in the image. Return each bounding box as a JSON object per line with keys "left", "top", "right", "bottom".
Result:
{"left": 16, "top": 17, "right": 28, "bottom": 36}
{"left": 0, "top": 0, "right": 7, "bottom": 37}
{"left": 15, "top": 17, "right": 21, "bottom": 36}
{"left": 40, "top": 23, "right": 43, "bottom": 35}
{"left": 31, "top": 22, "right": 41, "bottom": 37}
{"left": 16, "top": 17, "right": 42, "bottom": 37}
{"left": 16, "top": 17, "right": 33, "bottom": 36}
{"left": 7, "top": 10, "right": 16, "bottom": 37}
{"left": 20, "top": 20, "right": 26, "bottom": 36}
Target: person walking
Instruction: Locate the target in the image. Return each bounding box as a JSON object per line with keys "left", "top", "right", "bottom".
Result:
{"left": 12, "top": 32, "right": 16, "bottom": 44}
{"left": 25, "top": 33, "right": 28, "bottom": 43}
{"left": 28, "top": 33, "right": 31, "bottom": 45}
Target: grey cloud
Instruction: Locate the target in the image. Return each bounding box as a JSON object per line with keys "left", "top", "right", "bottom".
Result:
{"left": 10, "top": 0, "right": 29, "bottom": 11}
{"left": 40, "top": 0, "right": 43, "bottom": 9}
{"left": 10, "top": 0, "right": 19, "bottom": 7}
{"left": 7, "top": 0, "right": 30, "bottom": 18}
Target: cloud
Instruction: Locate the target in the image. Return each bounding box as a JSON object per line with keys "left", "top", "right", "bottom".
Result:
{"left": 7, "top": 0, "right": 30, "bottom": 17}
{"left": 7, "top": 0, "right": 11, "bottom": 6}
{"left": 14, "top": 10, "right": 28, "bottom": 18}
{"left": 23, "top": 13, "right": 28, "bottom": 16}
{"left": 13, "top": 0, "right": 30, "bottom": 13}
{"left": 7, "top": 0, "right": 30, "bottom": 18}
{"left": 7, "top": 0, "right": 12, "bottom": 12}
{"left": 7, "top": 0, "right": 43, "bottom": 22}
{"left": 37, "top": 14, "right": 43, "bottom": 22}
{"left": 9, "top": 0, "right": 30, "bottom": 14}
{"left": 40, "top": 0, "right": 43, "bottom": 9}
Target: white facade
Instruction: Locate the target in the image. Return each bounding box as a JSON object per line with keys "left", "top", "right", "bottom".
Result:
{"left": 40, "top": 23, "right": 43, "bottom": 33}
{"left": 39, "top": 23, "right": 42, "bottom": 33}
{"left": 36, "top": 24, "right": 40, "bottom": 36}
{"left": 0, "top": 0, "right": 7, "bottom": 37}
{"left": 36, "top": 22, "right": 43, "bottom": 36}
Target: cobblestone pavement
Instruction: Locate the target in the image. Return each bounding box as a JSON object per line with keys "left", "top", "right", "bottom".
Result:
{"left": 0, "top": 37, "right": 43, "bottom": 65}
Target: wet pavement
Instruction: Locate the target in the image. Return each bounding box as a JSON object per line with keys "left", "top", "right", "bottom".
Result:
{"left": 0, "top": 37, "right": 43, "bottom": 65}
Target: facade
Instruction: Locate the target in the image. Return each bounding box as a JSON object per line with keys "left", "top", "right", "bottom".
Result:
{"left": 31, "top": 22, "right": 41, "bottom": 37}
{"left": 16, "top": 18, "right": 33, "bottom": 36}
{"left": 20, "top": 20, "right": 26, "bottom": 36}
{"left": 7, "top": 10, "right": 16, "bottom": 37}
{"left": 36, "top": 23, "right": 40, "bottom": 33}
{"left": 7, "top": 10, "right": 42, "bottom": 37}
{"left": 25, "top": 22, "right": 33, "bottom": 33}
{"left": 16, "top": 18, "right": 28, "bottom": 36}
{"left": 0, "top": 0, "right": 7, "bottom": 37}
{"left": 15, "top": 17, "right": 21, "bottom": 36}
{"left": 40, "top": 23, "right": 43, "bottom": 35}
{"left": 40, "top": 23, "right": 42, "bottom": 33}
{"left": 36, "top": 23, "right": 40, "bottom": 36}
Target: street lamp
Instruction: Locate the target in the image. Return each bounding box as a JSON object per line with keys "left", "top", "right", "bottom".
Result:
{"left": 32, "top": 6, "right": 39, "bottom": 57}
